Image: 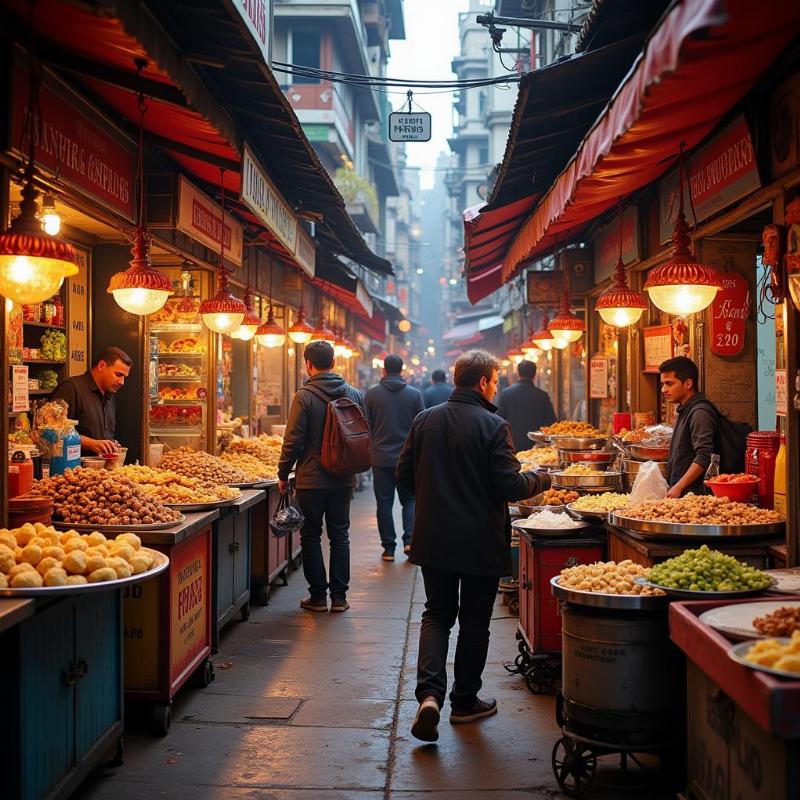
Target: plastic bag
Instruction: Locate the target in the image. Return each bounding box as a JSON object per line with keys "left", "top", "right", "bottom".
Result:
{"left": 628, "top": 461, "right": 669, "bottom": 504}
{"left": 641, "top": 424, "right": 674, "bottom": 448}
{"left": 270, "top": 492, "right": 305, "bottom": 538}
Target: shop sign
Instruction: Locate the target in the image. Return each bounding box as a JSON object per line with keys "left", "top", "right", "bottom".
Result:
{"left": 776, "top": 369, "right": 788, "bottom": 417}
{"left": 176, "top": 176, "right": 243, "bottom": 267}
{"left": 643, "top": 324, "right": 674, "bottom": 373}
{"left": 526, "top": 270, "right": 559, "bottom": 304}
{"left": 10, "top": 49, "right": 135, "bottom": 221}
{"left": 171, "top": 534, "right": 209, "bottom": 683}
{"left": 356, "top": 281, "right": 373, "bottom": 318}
{"left": 231, "top": 0, "right": 269, "bottom": 65}
{"left": 710, "top": 271, "right": 749, "bottom": 356}
{"left": 241, "top": 144, "right": 298, "bottom": 256}
{"left": 12, "top": 365, "right": 29, "bottom": 412}
{"left": 593, "top": 206, "right": 639, "bottom": 284}
{"left": 659, "top": 116, "right": 761, "bottom": 244}
{"left": 769, "top": 68, "right": 800, "bottom": 180}
{"left": 293, "top": 225, "right": 316, "bottom": 279}
{"left": 68, "top": 246, "right": 90, "bottom": 377}
{"left": 590, "top": 358, "right": 609, "bottom": 399}
{"left": 122, "top": 577, "right": 161, "bottom": 690}
{"left": 389, "top": 111, "right": 432, "bottom": 143}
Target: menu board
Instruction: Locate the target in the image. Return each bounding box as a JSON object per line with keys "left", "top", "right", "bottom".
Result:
{"left": 590, "top": 358, "right": 609, "bottom": 399}
{"left": 68, "top": 245, "right": 90, "bottom": 377}
{"left": 776, "top": 369, "right": 787, "bottom": 417}
{"left": 12, "top": 365, "right": 29, "bottom": 412}
{"left": 643, "top": 325, "right": 674, "bottom": 373}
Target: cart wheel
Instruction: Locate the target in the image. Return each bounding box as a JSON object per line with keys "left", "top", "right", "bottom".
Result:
{"left": 555, "top": 689, "right": 566, "bottom": 729}
{"left": 525, "top": 664, "right": 553, "bottom": 695}
{"left": 112, "top": 736, "right": 125, "bottom": 766}
{"left": 255, "top": 584, "right": 270, "bottom": 606}
{"left": 281, "top": 568, "right": 289, "bottom": 586}
{"left": 240, "top": 603, "right": 251, "bottom": 622}
{"left": 151, "top": 704, "right": 171, "bottom": 737}
{"left": 552, "top": 736, "right": 597, "bottom": 798}
{"left": 193, "top": 658, "right": 215, "bottom": 688}
{"left": 508, "top": 595, "right": 520, "bottom": 616}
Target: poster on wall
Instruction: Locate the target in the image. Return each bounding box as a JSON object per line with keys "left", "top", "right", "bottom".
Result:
{"left": 643, "top": 325, "right": 674, "bottom": 373}
{"left": 590, "top": 358, "right": 609, "bottom": 399}
{"left": 710, "top": 271, "right": 750, "bottom": 356}
{"left": 68, "top": 246, "right": 91, "bottom": 378}
{"left": 12, "top": 365, "right": 29, "bottom": 412}
{"left": 776, "top": 369, "right": 788, "bottom": 417}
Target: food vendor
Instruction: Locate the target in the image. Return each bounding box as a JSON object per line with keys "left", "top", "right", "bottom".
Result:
{"left": 51, "top": 347, "right": 132, "bottom": 455}
{"left": 659, "top": 356, "right": 718, "bottom": 498}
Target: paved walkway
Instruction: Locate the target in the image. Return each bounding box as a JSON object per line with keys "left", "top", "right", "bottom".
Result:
{"left": 76, "top": 488, "right": 668, "bottom": 800}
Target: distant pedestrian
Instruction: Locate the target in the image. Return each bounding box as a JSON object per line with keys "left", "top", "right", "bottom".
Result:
{"left": 423, "top": 369, "right": 453, "bottom": 408}
{"left": 496, "top": 360, "right": 556, "bottom": 452}
{"left": 397, "top": 350, "right": 551, "bottom": 742}
{"left": 364, "top": 355, "right": 424, "bottom": 561}
{"left": 278, "top": 341, "right": 365, "bottom": 613}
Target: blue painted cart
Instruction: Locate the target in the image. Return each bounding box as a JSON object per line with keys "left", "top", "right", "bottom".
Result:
{"left": 249, "top": 483, "right": 290, "bottom": 606}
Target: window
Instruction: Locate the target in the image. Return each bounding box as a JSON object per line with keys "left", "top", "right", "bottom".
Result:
{"left": 479, "top": 146, "right": 488, "bottom": 166}
{"left": 291, "top": 29, "right": 321, "bottom": 84}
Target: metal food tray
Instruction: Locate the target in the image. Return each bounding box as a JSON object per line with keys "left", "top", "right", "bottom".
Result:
{"left": 559, "top": 449, "right": 616, "bottom": 463}
{"left": 628, "top": 444, "right": 671, "bottom": 461}
{"left": 551, "top": 471, "right": 622, "bottom": 488}
{"left": 635, "top": 577, "right": 775, "bottom": 600}
{"left": 512, "top": 519, "right": 588, "bottom": 538}
{"left": 565, "top": 504, "right": 611, "bottom": 522}
{"left": 527, "top": 431, "right": 550, "bottom": 444}
{"left": 609, "top": 512, "right": 785, "bottom": 539}
{"left": 550, "top": 575, "right": 668, "bottom": 610}
{"left": 0, "top": 548, "right": 168, "bottom": 597}
{"left": 52, "top": 515, "right": 185, "bottom": 532}
{"left": 164, "top": 498, "right": 237, "bottom": 512}
{"left": 728, "top": 639, "right": 800, "bottom": 681}
{"left": 228, "top": 480, "right": 275, "bottom": 489}
{"left": 548, "top": 435, "right": 609, "bottom": 451}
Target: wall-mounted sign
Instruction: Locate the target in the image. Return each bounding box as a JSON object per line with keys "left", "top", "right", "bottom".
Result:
{"left": 389, "top": 112, "right": 432, "bottom": 142}
{"left": 526, "top": 270, "right": 559, "bottom": 305}
{"left": 176, "top": 176, "right": 243, "bottom": 267}
{"left": 710, "top": 271, "right": 750, "bottom": 356}
{"left": 643, "top": 324, "right": 674, "bottom": 373}
{"left": 590, "top": 358, "right": 609, "bottom": 399}
{"left": 593, "top": 206, "right": 640, "bottom": 284}
{"left": 231, "top": 0, "right": 269, "bottom": 65}
{"left": 12, "top": 365, "right": 29, "bottom": 412}
{"left": 68, "top": 245, "right": 90, "bottom": 378}
{"left": 10, "top": 48, "right": 135, "bottom": 221}
{"left": 293, "top": 225, "right": 316, "bottom": 279}
{"left": 776, "top": 368, "right": 788, "bottom": 417}
{"left": 356, "top": 281, "right": 374, "bottom": 319}
{"left": 659, "top": 116, "right": 761, "bottom": 243}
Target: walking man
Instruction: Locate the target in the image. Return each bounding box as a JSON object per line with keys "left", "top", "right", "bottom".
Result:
{"left": 397, "top": 350, "right": 551, "bottom": 741}
{"left": 278, "top": 341, "right": 364, "bottom": 613}
{"left": 423, "top": 369, "right": 453, "bottom": 408}
{"left": 365, "top": 355, "right": 424, "bottom": 561}
{"left": 496, "top": 360, "right": 556, "bottom": 451}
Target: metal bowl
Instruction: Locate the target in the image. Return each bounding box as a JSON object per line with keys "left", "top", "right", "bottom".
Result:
{"left": 635, "top": 576, "right": 775, "bottom": 599}
{"left": 527, "top": 431, "right": 550, "bottom": 444}
{"left": 559, "top": 449, "right": 617, "bottom": 465}
{"left": 629, "top": 444, "right": 671, "bottom": 461}
{"left": 516, "top": 492, "right": 569, "bottom": 517}
{"left": 551, "top": 470, "right": 622, "bottom": 489}
{"left": 549, "top": 435, "right": 609, "bottom": 451}
{"left": 550, "top": 575, "right": 668, "bottom": 610}
{"left": 565, "top": 503, "right": 610, "bottom": 523}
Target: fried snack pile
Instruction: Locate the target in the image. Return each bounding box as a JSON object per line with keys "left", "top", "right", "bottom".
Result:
{"left": 158, "top": 337, "right": 206, "bottom": 354}
{"left": 618, "top": 428, "right": 648, "bottom": 443}
{"left": 709, "top": 473, "right": 759, "bottom": 484}
{"left": 226, "top": 437, "right": 283, "bottom": 467}
{"left": 753, "top": 607, "right": 800, "bottom": 638}
{"left": 534, "top": 488, "right": 579, "bottom": 506}
{"left": 219, "top": 451, "right": 278, "bottom": 481}
{"left": 745, "top": 631, "right": 800, "bottom": 673}
{"left": 540, "top": 421, "right": 601, "bottom": 437}
{"left": 119, "top": 465, "right": 241, "bottom": 505}
{"left": 557, "top": 559, "right": 665, "bottom": 596}
{"left": 159, "top": 447, "right": 253, "bottom": 487}
{"left": 0, "top": 522, "right": 155, "bottom": 588}
{"left": 620, "top": 495, "right": 783, "bottom": 526}
{"left": 30, "top": 468, "right": 181, "bottom": 526}
{"left": 517, "top": 447, "right": 559, "bottom": 466}
{"left": 559, "top": 464, "right": 602, "bottom": 476}
{"left": 648, "top": 545, "right": 772, "bottom": 592}
{"left": 570, "top": 493, "right": 630, "bottom": 512}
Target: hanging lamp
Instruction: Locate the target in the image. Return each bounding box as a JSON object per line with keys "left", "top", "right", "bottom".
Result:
{"left": 596, "top": 198, "right": 648, "bottom": 327}
{"left": 40, "top": 194, "right": 61, "bottom": 236}
{"left": 0, "top": 1, "right": 78, "bottom": 304}
{"left": 549, "top": 239, "right": 585, "bottom": 344}
{"left": 200, "top": 169, "right": 246, "bottom": 333}
{"left": 520, "top": 321, "right": 541, "bottom": 358}
{"left": 532, "top": 313, "right": 555, "bottom": 351}
{"left": 644, "top": 143, "right": 722, "bottom": 315}
{"left": 309, "top": 310, "right": 336, "bottom": 347}
{"left": 107, "top": 60, "right": 172, "bottom": 315}
{"left": 231, "top": 286, "right": 261, "bottom": 340}
{"left": 287, "top": 283, "right": 314, "bottom": 344}
{"left": 255, "top": 263, "right": 287, "bottom": 347}
{"left": 507, "top": 341, "right": 525, "bottom": 364}
{"left": 334, "top": 326, "right": 351, "bottom": 358}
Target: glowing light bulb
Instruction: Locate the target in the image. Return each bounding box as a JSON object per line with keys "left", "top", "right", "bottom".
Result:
{"left": 202, "top": 311, "right": 244, "bottom": 334}
{"left": 112, "top": 286, "right": 170, "bottom": 315}
{"left": 42, "top": 210, "right": 61, "bottom": 236}
{"left": 598, "top": 306, "right": 645, "bottom": 327}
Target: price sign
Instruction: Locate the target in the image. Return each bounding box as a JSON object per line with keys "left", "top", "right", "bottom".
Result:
{"left": 643, "top": 325, "right": 674, "bottom": 373}
{"left": 389, "top": 112, "right": 432, "bottom": 142}
{"left": 590, "top": 358, "right": 609, "bottom": 399}
{"left": 68, "top": 245, "right": 90, "bottom": 377}
{"left": 710, "top": 271, "right": 749, "bottom": 356}
{"left": 776, "top": 368, "right": 787, "bottom": 417}
{"left": 12, "top": 365, "right": 29, "bottom": 412}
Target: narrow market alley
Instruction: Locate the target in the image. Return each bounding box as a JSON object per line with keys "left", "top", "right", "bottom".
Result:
{"left": 75, "top": 488, "right": 572, "bottom": 800}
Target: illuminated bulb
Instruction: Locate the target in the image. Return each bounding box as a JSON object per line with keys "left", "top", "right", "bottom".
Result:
{"left": 646, "top": 284, "right": 719, "bottom": 317}
{"left": 40, "top": 195, "right": 61, "bottom": 236}
{"left": 598, "top": 306, "right": 645, "bottom": 327}
{"left": 112, "top": 286, "right": 171, "bottom": 316}
{"left": 202, "top": 311, "right": 244, "bottom": 334}
{"left": 550, "top": 335, "right": 569, "bottom": 350}
{"left": 5, "top": 298, "right": 13, "bottom": 313}
{"left": 0, "top": 255, "right": 66, "bottom": 304}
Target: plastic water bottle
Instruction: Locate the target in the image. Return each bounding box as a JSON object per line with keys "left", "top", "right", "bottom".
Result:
{"left": 704, "top": 454, "right": 720, "bottom": 490}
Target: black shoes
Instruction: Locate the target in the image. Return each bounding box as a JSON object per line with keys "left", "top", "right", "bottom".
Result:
{"left": 411, "top": 696, "right": 440, "bottom": 742}
{"left": 403, "top": 544, "right": 411, "bottom": 556}
{"left": 330, "top": 598, "right": 350, "bottom": 613}
{"left": 449, "top": 697, "right": 498, "bottom": 724}
{"left": 300, "top": 596, "right": 328, "bottom": 612}
{"left": 381, "top": 548, "right": 395, "bottom": 562}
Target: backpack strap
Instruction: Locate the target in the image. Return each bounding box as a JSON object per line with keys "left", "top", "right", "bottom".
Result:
{"left": 298, "top": 383, "right": 330, "bottom": 457}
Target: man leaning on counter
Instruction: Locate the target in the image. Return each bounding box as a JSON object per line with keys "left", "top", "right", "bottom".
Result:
{"left": 51, "top": 346, "right": 132, "bottom": 455}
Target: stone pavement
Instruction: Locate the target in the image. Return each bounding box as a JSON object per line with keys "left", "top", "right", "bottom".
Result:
{"left": 76, "top": 487, "right": 674, "bottom": 800}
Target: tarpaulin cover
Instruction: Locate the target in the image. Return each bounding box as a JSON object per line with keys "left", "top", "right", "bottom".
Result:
{"left": 313, "top": 258, "right": 373, "bottom": 318}
{"left": 501, "top": 0, "right": 800, "bottom": 284}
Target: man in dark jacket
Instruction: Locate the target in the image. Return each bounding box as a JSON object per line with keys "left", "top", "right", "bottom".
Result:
{"left": 496, "top": 360, "right": 556, "bottom": 451}
{"left": 660, "top": 356, "right": 718, "bottom": 497}
{"left": 278, "top": 341, "right": 364, "bottom": 613}
{"left": 364, "top": 355, "right": 424, "bottom": 561}
{"left": 423, "top": 369, "right": 453, "bottom": 408}
{"left": 397, "top": 349, "right": 551, "bottom": 742}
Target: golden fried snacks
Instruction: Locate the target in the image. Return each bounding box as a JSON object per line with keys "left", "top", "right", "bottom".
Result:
{"left": 219, "top": 451, "right": 278, "bottom": 481}
{"left": 745, "top": 631, "right": 800, "bottom": 672}
{"left": 158, "top": 446, "right": 253, "bottom": 487}
{"left": 119, "top": 465, "right": 242, "bottom": 504}
{"left": 536, "top": 488, "right": 580, "bottom": 506}
{"left": 753, "top": 607, "right": 800, "bottom": 638}
{"left": 559, "top": 464, "right": 602, "bottom": 476}
{"left": 570, "top": 493, "right": 630, "bottom": 512}
{"left": 620, "top": 496, "right": 783, "bottom": 526}
{"left": 517, "top": 447, "right": 559, "bottom": 467}
{"left": 541, "top": 421, "right": 601, "bottom": 437}
{"left": 557, "top": 560, "right": 665, "bottom": 596}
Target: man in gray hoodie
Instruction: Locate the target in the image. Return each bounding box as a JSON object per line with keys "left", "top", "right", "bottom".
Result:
{"left": 364, "top": 355, "right": 424, "bottom": 561}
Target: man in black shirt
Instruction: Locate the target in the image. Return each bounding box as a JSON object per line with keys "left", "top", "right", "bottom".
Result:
{"left": 659, "top": 356, "right": 717, "bottom": 497}
{"left": 423, "top": 369, "right": 453, "bottom": 408}
{"left": 51, "top": 347, "right": 132, "bottom": 455}
{"left": 496, "top": 360, "right": 556, "bottom": 451}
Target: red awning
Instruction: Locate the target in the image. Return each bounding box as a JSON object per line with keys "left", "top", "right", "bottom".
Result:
{"left": 357, "top": 312, "right": 388, "bottom": 343}
{"left": 501, "top": 0, "right": 800, "bottom": 284}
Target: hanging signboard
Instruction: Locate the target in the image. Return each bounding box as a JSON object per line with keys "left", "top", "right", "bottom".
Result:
{"left": 230, "top": 0, "right": 269, "bottom": 65}
{"left": 68, "top": 245, "right": 91, "bottom": 378}
{"left": 389, "top": 112, "right": 432, "bottom": 142}
{"left": 176, "top": 176, "right": 244, "bottom": 267}
{"left": 12, "top": 366, "right": 29, "bottom": 412}
{"left": 293, "top": 225, "right": 316, "bottom": 278}
{"left": 776, "top": 369, "right": 788, "bottom": 417}
{"left": 710, "top": 271, "right": 750, "bottom": 356}
{"left": 643, "top": 325, "right": 674, "bottom": 373}
{"left": 593, "top": 206, "right": 640, "bottom": 284}
{"left": 590, "top": 358, "right": 609, "bottom": 399}
{"left": 659, "top": 115, "right": 761, "bottom": 243}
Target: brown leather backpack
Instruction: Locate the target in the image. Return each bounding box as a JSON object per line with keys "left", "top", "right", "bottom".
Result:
{"left": 303, "top": 385, "right": 372, "bottom": 476}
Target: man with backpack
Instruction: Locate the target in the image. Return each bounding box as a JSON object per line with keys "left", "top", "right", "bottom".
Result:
{"left": 278, "top": 341, "right": 369, "bottom": 613}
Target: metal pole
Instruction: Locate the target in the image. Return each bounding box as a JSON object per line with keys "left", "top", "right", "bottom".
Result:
{"left": 476, "top": 13, "right": 582, "bottom": 34}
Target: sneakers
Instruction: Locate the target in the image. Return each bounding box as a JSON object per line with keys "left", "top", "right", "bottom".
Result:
{"left": 299, "top": 596, "right": 327, "bottom": 612}
{"left": 381, "top": 549, "right": 395, "bottom": 562}
{"left": 450, "top": 697, "right": 497, "bottom": 724}
{"left": 330, "top": 598, "right": 350, "bottom": 613}
{"left": 403, "top": 544, "right": 412, "bottom": 556}
{"left": 411, "top": 696, "right": 440, "bottom": 742}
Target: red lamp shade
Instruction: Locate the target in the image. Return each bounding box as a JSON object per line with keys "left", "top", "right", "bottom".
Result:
{"left": 548, "top": 290, "right": 585, "bottom": 344}
{"left": 107, "top": 226, "right": 173, "bottom": 315}
{"left": 199, "top": 280, "right": 247, "bottom": 334}
{"left": 288, "top": 304, "right": 314, "bottom": 344}
{"left": 532, "top": 315, "right": 555, "bottom": 351}
{"left": 596, "top": 257, "right": 648, "bottom": 327}
{"left": 255, "top": 305, "right": 286, "bottom": 347}
{"left": 309, "top": 313, "right": 336, "bottom": 347}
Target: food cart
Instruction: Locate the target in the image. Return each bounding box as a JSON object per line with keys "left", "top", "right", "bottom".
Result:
{"left": 250, "top": 482, "right": 291, "bottom": 605}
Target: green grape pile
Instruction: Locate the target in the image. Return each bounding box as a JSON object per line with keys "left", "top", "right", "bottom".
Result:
{"left": 648, "top": 545, "right": 772, "bottom": 592}
{"left": 38, "top": 369, "right": 59, "bottom": 391}
{"left": 40, "top": 329, "right": 67, "bottom": 361}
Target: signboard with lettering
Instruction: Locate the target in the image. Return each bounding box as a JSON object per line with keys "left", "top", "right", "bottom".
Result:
{"left": 12, "top": 366, "right": 29, "bottom": 412}
{"left": 659, "top": 116, "right": 761, "bottom": 243}
{"left": 293, "top": 225, "right": 316, "bottom": 278}
{"left": 176, "top": 176, "right": 243, "bottom": 266}
{"left": 710, "top": 271, "right": 749, "bottom": 356}
{"left": 776, "top": 368, "right": 788, "bottom": 417}
{"left": 643, "top": 325, "right": 674, "bottom": 373}
{"left": 590, "top": 358, "right": 609, "bottom": 399}
{"left": 389, "top": 112, "right": 432, "bottom": 142}
{"left": 231, "top": 0, "right": 269, "bottom": 65}
{"left": 10, "top": 48, "right": 135, "bottom": 221}
{"left": 68, "top": 245, "right": 90, "bottom": 377}
{"left": 593, "top": 206, "right": 639, "bottom": 284}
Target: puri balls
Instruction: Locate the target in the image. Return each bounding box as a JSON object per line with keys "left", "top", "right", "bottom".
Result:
{"left": 0, "top": 544, "right": 15, "bottom": 573}
{"left": 11, "top": 570, "right": 43, "bottom": 588}
{"left": 63, "top": 550, "right": 87, "bottom": 575}
{"left": 36, "top": 556, "right": 62, "bottom": 576}
{"left": 84, "top": 555, "right": 107, "bottom": 573}
{"left": 43, "top": 567, "right": 68, "bottom": 587}
{"left": 0, "top": 531, "right": 16, "bottom": 550}
{"left": 88, "top": 567, "right": 117, "bottom": 583}
{"left": 41, "top": 546, "right": 65, "bottom": 562}
{"left": 15, "top": 524, "right": 37, "bottom": 546}
{"left": 115, "top": 533, "right": 142, "bottom": 551}
{"left": 66, "top": 575, "right": 87, "bottom": 586}
{"left": 20, "top": 544, "right": 42, "bottom": 566}
{"left": 64, "top": 538, "right": 88, "bottom": 553}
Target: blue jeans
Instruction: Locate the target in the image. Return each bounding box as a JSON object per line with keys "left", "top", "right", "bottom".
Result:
{"left": 295, "top": 488, "right": 352, "bottom": 601}
{"left": 372, "top": 465, "right": 415, "bottom": 551}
